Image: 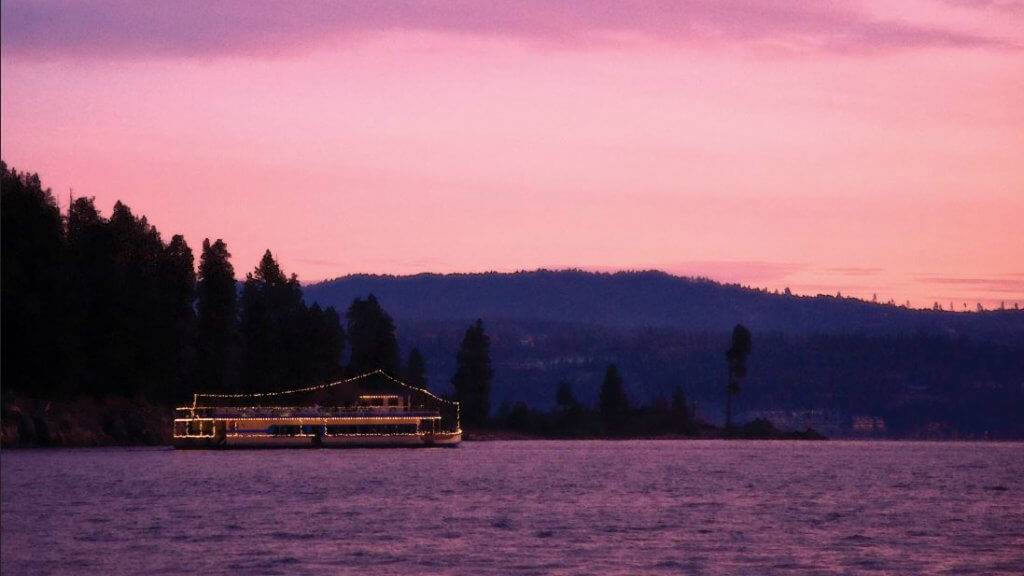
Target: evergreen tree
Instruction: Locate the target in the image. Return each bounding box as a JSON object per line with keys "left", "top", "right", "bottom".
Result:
{"left": 671, "top": 385, "right": 691, "bottom": 433}
{"left": 405, "top": 347, "right": 428, "bottom": 389}
{"left": 64, "top": 196, "right": 112, "bottom": 396}
{"left": 154, "top": 234, "right": 196, "bottom": 402}
{"left": 556, "top": 380, "right": 580, "bottom": 412}
{"left": 1, "top": 162, "right": 65, "bottom": 398}
{"left": 305, "top": 302, "right": 345, "bottom": 383}
{"left": 109, "top": 201, "right": 183, "bottom": 397}
{"left": 196, "top": 239, "right": 238, "bottom": 392}
{"left": 555, "top": 380, "right": 585, "bottom": 435}
{"left": 346, "top": 294, "right": 400, "bottom": 375}
{"left": 599, "top": 364, "right": 629, "bottom": 434}
{"left": 239, "top": 250, "right": 308, "bottom": 391}
{"left": 451, "top": 319, "right": 493, "bottom": 428}
{"left": 725, "top": 324, "right": 752, "bottom": 430}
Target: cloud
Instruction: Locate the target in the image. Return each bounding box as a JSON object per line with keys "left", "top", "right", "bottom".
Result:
{"left": 915, "top": 275, "right": 1024, "bottom": 293}
{"left": 1, "top": 0, "right": 1014, "bottom": 61}
{"left": 665, "top": 260, "right": 805, "bottom": 284}
{"left": 943, "top": 0, "right": 1024, "bottom": 13}
{"left": 826, "top": 267, "right": 884, "bottom": 276}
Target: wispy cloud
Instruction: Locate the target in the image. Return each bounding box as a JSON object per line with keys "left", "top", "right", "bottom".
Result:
{"left": 665, "top": 260, "right": 806, "bottom": 284}
{"left": 915, "top": 274, "right": 1024, "bottom": 293}
{"left": 943, "top": 0, "right": 1024, "bottom": 13}
{"left": 826, "top": 267, "right": 885, "bottom": 276}
{"left": 1, "top": 0, "right": 1014, "bottom": 61}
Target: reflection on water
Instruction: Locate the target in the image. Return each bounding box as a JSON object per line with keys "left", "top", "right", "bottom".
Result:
{"left": 2, "top": 441, "right": 1023, "bottom": 575}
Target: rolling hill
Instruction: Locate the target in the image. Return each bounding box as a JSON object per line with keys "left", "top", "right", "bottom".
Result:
{"left": 305, "top": 269, "right": 1024, "bottom": 437}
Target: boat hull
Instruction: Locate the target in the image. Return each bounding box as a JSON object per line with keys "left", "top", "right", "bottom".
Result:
{"left": 173, "top": 431, "right": 461, "bottom": 449}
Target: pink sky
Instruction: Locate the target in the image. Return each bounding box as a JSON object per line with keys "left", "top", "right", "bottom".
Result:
{"left": 2, "top": 1, "right": 1022, "bottom": 308}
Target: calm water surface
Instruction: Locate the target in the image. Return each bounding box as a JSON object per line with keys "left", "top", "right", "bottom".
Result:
{"left": 2, "top": 441, "right": 1022, "bottom": 575}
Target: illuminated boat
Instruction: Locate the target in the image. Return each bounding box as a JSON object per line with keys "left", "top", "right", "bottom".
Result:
{"left": 172, "top": 370, "right": 461, "bottom": 448}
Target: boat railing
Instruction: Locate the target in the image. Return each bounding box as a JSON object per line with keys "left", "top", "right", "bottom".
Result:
{"left": 176, "top": 405, "right": 440, "bottom": 419}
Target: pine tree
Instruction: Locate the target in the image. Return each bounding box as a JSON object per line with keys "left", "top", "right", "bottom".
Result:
{"left": 555, "top": 380, "right": 585, "bottom": 435}
{"left": 556, "top": 381, "right": 580, "bottom": 412}
{"left": 305, "top": 302, "right": 345, "bottom": 384}
{"left": 451, "top": 319, "right": 493, "bottom": 428}
{"left": 725, "top": 324, "right": 752, "bottom": 430}
{"left": 0, "top": 162, "right": 66, "bottom": 398}
{"left": 64, "top": 196, "right": 111, "bottom": 396}
{"left": 197, "top": 239, "right": 238, "bottom": 392}
{"left": 405, "top": 347, "right": 428, "bottom": 389}
{"left": 671, "top": 385, "right": 691, "bottom": 432}
{"left": 239, "top": 250, "right": 307, "bottom": 391}
{"left": 599, "top": 364, "right": 629, "bottom": 434}
{"left": 346, "top": 294, "right": 400, "bottom": 375}
{"left": 155, "top": 234, "right": 196, "bottom": 402}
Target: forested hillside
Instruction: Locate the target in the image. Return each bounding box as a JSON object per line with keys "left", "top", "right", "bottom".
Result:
{"left": 307, "top": 274, "right": 1024, "bottom": 437}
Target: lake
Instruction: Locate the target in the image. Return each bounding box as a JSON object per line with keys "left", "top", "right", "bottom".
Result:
{"left": 2, "top": 441, "right": 1022, "bottom": 575}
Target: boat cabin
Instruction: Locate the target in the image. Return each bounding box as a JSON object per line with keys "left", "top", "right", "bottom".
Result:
{"left": 173, "top": 370, "right": 461, "bottom": 448}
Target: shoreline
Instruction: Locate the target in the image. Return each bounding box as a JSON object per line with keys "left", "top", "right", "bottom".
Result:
{"left": 7, "top": 438, "right": 1024, "bottom": 450}
{"left": 6, "top": 396, "right": 1019, "bottom": 448}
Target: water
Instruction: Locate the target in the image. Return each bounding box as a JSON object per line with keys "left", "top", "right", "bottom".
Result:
{"left": 2, "top": 441, "right": 1022, "bottom": 575}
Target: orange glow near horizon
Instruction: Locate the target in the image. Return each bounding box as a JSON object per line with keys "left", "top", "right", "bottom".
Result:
{"left": 2, "top": 1, "right": 1021, "bottom": 309}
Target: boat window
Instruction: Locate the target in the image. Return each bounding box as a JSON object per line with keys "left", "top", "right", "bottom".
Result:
{"left": 269, "top": 425, "right": 301, "bottom": 436}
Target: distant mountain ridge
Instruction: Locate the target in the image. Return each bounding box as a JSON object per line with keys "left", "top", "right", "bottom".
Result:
{"left": 305, "top": 270, "right": 1024, "bottom": 437}
{"left": 305, "top": 269, "right": 1020, "bottom": 337}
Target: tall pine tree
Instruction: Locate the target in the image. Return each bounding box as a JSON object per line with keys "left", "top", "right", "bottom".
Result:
{"left": 451, "top": 319, "right": 493, "bottom": 428}
{"left": 239, "top": 250, "right": 344, "bottom": 391}
{"left": 405, "top": 347, "right": 428, "bottom": 389}
{"left": 196, "top": 239, "right": 238, "bottom": 392}
{"left": 725, "top": 324, "right": 752, "bottom": 430}
{"left": 1, "top": 162, "right": 65, "bottom": 398}
{"left": 599, "top": 364, "right": 629, "bottom": 434}
{"left": 239, "top": 250, "right": 306, "bottom": 391}
{"left": 155, "top": 234, "right": 196, "bottom": 402}
{"left": 346, "top": 294, "right": 400, "bottom": 375}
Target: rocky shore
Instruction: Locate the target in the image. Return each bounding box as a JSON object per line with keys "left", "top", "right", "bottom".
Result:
{"left": 1, "top": 396, "right": 172, "bottom": 447}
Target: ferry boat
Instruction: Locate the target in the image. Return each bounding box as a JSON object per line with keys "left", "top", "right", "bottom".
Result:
{"left": 173, "top": 370, "right": 461, "bottom": 448}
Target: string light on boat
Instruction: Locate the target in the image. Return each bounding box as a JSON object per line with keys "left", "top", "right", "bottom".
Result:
{"left": 174, "top": 370, "right": 462, "bottom": 441}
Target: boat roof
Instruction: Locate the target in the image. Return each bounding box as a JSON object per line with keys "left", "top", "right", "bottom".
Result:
{"left": 187, "top": 370, "right": 457, "bottom": 409}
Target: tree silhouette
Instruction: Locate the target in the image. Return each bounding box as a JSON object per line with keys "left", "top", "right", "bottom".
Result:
{"left": 556, "top": 381, "right": 579, "bottom": 412}
{"left": 306, "top": 303, "right": 345, "bottom": 384}
{"left": 155, "top": 234, "right": 196, "bottom": 402}
{"left": 239, "top": 250, "right": 311, "bottom": 391}
{"left": 405, "top": 347, "right": 428, "bottom": 389}
{"left": 599, "top": 364, "right": 629, "bottom": 434}
{"left": 554, "top": 380, "right": 586, "bottom": 435}
{"left": 725, "top": 324, "right": 752, "bottom": 430}
{"left": 671, "top": 385, "right": 691, "bottom": 432}
{"left": 346, "top": 294, "right": 400, "bottom": 375}
{"left": 1, "top": 162, "right": 65, "bottom": 398}
{"left": 197, "top": 239, "right": 238, "bottom": 391}
{"left": 452, "top": 319, "right": 493, "bottom": 428}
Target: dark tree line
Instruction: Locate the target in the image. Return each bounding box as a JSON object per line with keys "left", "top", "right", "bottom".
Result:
{"left": 3, "top": 161, "right": 757, "bottom": 437}
{"left": 3, "top": 163, "right": 199, "bottom": 402}
{"left": 1, "top": 161, "right": 489, "bottom": 410}
{"left": 494, "top": 363, "right": 697, "bottom": 437}
{"left": 2, "top": 162, "right": 350, "bottom": 402}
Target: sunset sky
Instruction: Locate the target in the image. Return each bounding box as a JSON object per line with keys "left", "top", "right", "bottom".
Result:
{"left": 2, "top": 1, "right": 1021, "bottom": 308}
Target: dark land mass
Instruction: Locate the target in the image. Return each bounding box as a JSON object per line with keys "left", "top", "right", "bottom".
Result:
{"left": 306, "top": 272, "right": 1024, "bottom": 439}
{"left": 1, "top": 395, "right": 822, "bottom": 447}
